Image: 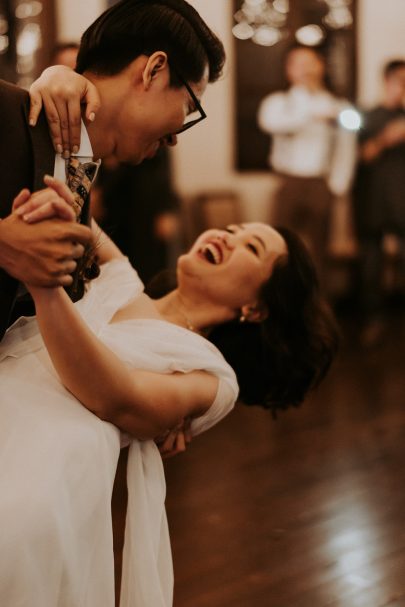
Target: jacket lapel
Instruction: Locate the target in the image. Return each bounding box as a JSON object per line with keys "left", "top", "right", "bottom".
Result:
{"left": 24, "top": 102, "right": 54, "bottom": 191}
{"left": 0, "top": 99, "right": 54, "bottom": 341}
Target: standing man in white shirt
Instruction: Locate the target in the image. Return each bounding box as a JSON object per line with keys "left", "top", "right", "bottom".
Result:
{"left": 257, "top": 45, "right": 357, "bottom": 283}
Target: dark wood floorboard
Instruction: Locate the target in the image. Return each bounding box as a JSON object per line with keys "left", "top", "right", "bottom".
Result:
{"left": 112, "top": 312, "right": 405, "bottom": 606}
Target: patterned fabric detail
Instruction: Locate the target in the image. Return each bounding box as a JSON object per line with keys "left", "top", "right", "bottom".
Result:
{"left": 65, "top": 157, "right": 100, "bottom": 218}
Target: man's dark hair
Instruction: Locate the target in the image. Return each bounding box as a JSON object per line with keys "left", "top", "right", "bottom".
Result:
{"left": 287, "top": 43, "right": 326, "bottom": 63}
{"left": 383, "top": 59, "right": 405, "bottom": 79}
{"left": 76, "top": 0, "right": 225, "bottom": 86}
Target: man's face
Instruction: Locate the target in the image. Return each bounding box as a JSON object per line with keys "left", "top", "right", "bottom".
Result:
{"left": 385, "top": 67, "right": 405, "bottom": 105}
{"left": 111, "top": 61, "right": 209, "bottom": 165}
{"left": 286, "top": 48, "right": 325, "bottom": 88}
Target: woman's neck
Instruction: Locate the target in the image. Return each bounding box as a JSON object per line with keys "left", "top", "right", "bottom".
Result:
{"left": 154, "top": 290, "right": 234, "bottom": 335}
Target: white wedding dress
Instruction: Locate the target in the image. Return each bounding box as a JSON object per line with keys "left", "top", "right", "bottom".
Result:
{"left": 0, "top": 258, "right": 238, "bottom": 607}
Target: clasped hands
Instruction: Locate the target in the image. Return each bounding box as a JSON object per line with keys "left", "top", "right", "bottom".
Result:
{"left": 0, "top": 177, "right": 92, "bottom": 288}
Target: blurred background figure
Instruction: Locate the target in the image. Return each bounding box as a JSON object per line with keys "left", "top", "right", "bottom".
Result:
{"left": 51, "top": 42, "right": 79, "bottom": 68}
{"left": 48, "top": 39, "right": 181, "bottom": 285}
{"left": 353, "top": 59, "right": 405, "bottom": 347}
{"left": 91, "top": 152, "right": 181, "bottom": 285}
{"left": 257, "top": 45, "right": 357, "bottom": 288}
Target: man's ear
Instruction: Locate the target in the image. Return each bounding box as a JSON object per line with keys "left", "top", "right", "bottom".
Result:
{"left": 240, "top": 302, "right": 268, "bottom": 324}
{"left": 142, "top": 51, "right": 169, "bottom": 89}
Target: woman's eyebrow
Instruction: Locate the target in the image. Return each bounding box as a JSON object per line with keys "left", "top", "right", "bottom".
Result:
{"left": 238, "top": 224, "right": 266, "bottom": 252}
{"left": 252, "top": 234, "right": 266, "bottom": 252}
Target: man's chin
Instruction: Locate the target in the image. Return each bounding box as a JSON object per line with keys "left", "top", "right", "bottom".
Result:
{"left": 144, "top": 151, "right": 157, "bottom": 161}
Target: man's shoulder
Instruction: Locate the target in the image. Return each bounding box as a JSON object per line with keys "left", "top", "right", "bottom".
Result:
{"left": 0, "top": 79, "right": 29, "bottom": 106}
{"left": 361, "top": 105, "right": 394, "bottom": 133}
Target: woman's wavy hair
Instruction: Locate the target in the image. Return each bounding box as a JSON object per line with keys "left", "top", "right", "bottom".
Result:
{"left": 147, "top": 227, "right": 339, "bottom": 417}
{"left": 208, "top": 227, "right": 339, "bottom": 416}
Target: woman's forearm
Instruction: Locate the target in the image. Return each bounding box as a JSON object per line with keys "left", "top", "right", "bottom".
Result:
{"left": 31, "top": 287, "right": 217, "bottom": 438}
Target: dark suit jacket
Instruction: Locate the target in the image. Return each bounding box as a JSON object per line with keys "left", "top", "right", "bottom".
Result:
{"left": 0, "top": 79, "right": 91, "bottom": 341}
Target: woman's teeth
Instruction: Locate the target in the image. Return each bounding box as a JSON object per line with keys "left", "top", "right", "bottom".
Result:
{"left": 201, "top": 242, "right": 222, "bottom": 264}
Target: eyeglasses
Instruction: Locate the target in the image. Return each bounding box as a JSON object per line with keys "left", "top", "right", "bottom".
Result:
{"left": 173, "top": 69, "right": 207, "bottom": 135}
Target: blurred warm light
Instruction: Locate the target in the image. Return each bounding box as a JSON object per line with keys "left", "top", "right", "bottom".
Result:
{"left": 338, "top": 108, "right": 362, "bottom": 131}
{"left": 295, "top": 24, "right": 325, "bottom": 46}
{"left": 273, "top": 0, "right": 289, "bottom": 14}
{"left": 233, "top": 0, "right": 289, "bottom": 45}
{"left": 15, "top": 1, "right": 43, "bottom": 20}
{"left": 16, "top": 22, "right": 42, "bottom": 56}
{"left": 324, "top": 6, "right": 353, "bottom": 29}
{"left": 245, "top": 0, "right": 266, "bottom": 7}
{"left": 0, "top": 34, "right": 9, "bottom": 54}
{"left": 233, "top": 0, "right": 354, "bottom": 46}
{"left": 325, "top": 0, "right": 352, "bottom": 6}
{"left": 232, "top": 21, "right": 254, "bottom": 40}
{"left": 17, "top": 54, "right": 34, "bottom": 73}
{"left": 253, "top": 24, "right": 282, "bottom": 46}
{"left": 265, "top": 7, "right": 288, "bottom": 27}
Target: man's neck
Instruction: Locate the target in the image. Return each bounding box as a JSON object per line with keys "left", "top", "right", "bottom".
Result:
{"left": 81, "top": 73, "right": 116, "bottom": 160}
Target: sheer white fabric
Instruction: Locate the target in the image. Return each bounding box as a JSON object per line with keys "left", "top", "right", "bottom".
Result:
{"left": 0, "top": 258, "right": 238, "bottom": 607}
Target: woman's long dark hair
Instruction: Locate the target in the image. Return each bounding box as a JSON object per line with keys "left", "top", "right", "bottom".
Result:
{"left": 208, "top": 228, "right": 339, "bottom": 416}
{"left": 147, "top": 227, "right": 339, "bottom": 417}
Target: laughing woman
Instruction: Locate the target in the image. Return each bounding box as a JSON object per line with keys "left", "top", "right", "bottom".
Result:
{"left": 0, "top": 184, "right": 337, "bottom": 607}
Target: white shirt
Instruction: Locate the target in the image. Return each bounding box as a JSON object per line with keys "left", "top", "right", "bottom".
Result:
{"left": 17, "top": 122, "right": 99, "bottom": 298}
{"left": 257, "top": 85, "right": 357, "bottom": 196}
{"left": 53, "top": 119, "right": 99, "bottom": 181}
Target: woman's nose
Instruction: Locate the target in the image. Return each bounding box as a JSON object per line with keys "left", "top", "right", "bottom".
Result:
{"left": 219, "top": 233, "right": 235, "bottom": 249}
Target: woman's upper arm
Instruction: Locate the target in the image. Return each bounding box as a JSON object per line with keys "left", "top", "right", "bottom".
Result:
{"left": 113, "top": 369, "right": 219, "bottom": 439}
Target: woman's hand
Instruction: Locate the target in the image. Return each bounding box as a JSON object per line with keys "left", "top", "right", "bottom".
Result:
{"left": 13, "top": 176, "right": 77, "bottom": 223}
{"left": 29, "top": 65, "right": 101, "bottom": 157}
{"left": 156, "top": 418, "right": 193, "bottom": 459}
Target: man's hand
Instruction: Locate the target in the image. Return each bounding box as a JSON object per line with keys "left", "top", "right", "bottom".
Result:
{"left": 381, "top": 118, "right": 405, "bottom": 148}
{"left": 156, "top": 419, "right": 193, "bottom": 459}
{"left": 0, "top": 178, "right": 92, "bottom": 286}
{"left": 13, "top": 176, "right": 76, "bottom": 223}
{"left": 29, "top": 65, "right": 101, "bottom": 157}
{"left": 361, "top": 118, "right": 405, "bottom": 163}
{"left": 0, "top": 214, "right": 92, "bottom": 287}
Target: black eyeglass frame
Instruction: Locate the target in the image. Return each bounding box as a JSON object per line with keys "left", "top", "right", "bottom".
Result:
{"left": 172, "top": 69, "right": 207, "bottom": 135}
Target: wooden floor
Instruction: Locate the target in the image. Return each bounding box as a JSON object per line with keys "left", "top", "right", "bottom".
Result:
{"left": 112, "top": 310, "right": 405, "bottom": 607}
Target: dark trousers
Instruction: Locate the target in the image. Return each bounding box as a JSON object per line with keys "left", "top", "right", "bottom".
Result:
{"left": 271, "top": 174, "right": 333, "bottom": 283}
{"left": 358, "top": 230, "right": 405, "bottom": 318}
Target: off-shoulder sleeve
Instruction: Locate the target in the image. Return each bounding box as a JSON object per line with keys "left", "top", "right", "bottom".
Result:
{"left": 190, "top": 374, "right": 238, "bottom": 437}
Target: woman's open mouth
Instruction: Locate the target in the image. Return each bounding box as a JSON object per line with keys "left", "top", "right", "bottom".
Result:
{"left": 199, "top": 241, "right": 223, "bottom": 265}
